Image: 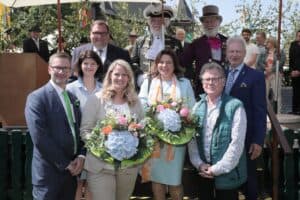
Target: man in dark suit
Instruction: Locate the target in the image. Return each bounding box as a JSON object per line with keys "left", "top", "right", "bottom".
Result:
{"left": 289, "top": 30, "right": 300, "bottom": 114}
{"left": 25, "top": 52, "right": 86, "bottom": 200}
{"left": 225, "top": 35, "right": 267, "bottom": 200}
{"left": 180, "top": 5, "right": 227, "bottom": 97}
{"left": 72, "top": 20, "right": 131, "bottom": 80}
{"left": 175, "top": 28, "right": 190, "bottom": 50}
{"left": 23, "top": 25, "right": 50, "bottom": 62}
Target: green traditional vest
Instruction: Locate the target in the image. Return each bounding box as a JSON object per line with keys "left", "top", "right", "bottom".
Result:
{"left": 194, "top": 94, "right": 247, "bottom": 189}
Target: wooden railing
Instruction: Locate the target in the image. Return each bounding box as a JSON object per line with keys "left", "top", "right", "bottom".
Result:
{"left": 267, "top": 100, "right": 292, "bottom": 200}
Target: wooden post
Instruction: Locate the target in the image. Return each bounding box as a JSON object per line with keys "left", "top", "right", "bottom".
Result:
{"left": 271, "top": 127, "right": 279, "bottom": 200}
{"left": 57, "top": 0, "right": 62, "bottom": 51}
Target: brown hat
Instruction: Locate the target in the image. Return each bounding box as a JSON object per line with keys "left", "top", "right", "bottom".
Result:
{"left": 143, "top": 4, "right": 174, "bottom": 19}
{"left": 200, "top": 5, "right": 222, "bottom": 22}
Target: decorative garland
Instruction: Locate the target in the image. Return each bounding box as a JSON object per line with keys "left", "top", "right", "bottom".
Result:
{"left": 144, "top": 98, "right": 196, "bottom": 145}
{"left": 85, "top": 115, "right": 154, "bottom": 169}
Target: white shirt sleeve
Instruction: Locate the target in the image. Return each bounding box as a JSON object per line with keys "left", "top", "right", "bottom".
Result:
{"left": 138, "top": 78, "right": 150, "bottom": 107}
{"left": 210, "top": 106, "right": 247, "bottom": 176}
{"left": 188, "top": 138, "right": 204, "bottom": 170}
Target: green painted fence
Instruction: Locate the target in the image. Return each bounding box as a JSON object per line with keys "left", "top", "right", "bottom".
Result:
{"left": 1, "top": 127, "right": 300, "bottom": 200}
{"left": 0, "top": 128, "right": 32, "bottom": 200}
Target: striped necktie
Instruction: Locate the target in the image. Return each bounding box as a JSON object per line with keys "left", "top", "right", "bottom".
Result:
{"left": 225, "top": 69, "right": 237, "bottom": 94}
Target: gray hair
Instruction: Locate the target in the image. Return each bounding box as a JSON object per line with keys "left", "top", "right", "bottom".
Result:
{"left": 226, "top": 35, "right": 247, "bottom": 52}
{"left": 200, "top": 62, "right": 225, "bottom": 79}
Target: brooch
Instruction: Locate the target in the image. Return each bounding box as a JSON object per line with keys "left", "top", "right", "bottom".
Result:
{"left": 74, "top": 99, "right": 80, "bottom": 107}
{"left": 240, "top": 82, "right": 247, "bottom": 88}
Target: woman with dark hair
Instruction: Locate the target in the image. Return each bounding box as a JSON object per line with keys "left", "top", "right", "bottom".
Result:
{"left": 139, "top": 49, "right": 195, "bottom": 200}
{"left": 66, "top": 50, "right": 102, "bottom": 200}
{"left": 67, "top": 50, "right": 102, "bottom": 110}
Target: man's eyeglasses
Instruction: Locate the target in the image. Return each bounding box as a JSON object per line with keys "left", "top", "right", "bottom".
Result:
{"left": 202, "top": 77, "right": 224, "bottom": 84}
{"left": 50, "top": 66, "right": 71, "bottom": 72}
{"left": 92, "top": 31, "right": 109, "bottom": 36}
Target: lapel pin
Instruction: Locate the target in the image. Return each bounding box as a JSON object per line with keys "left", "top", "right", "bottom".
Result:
{"left": 240, "top": 82, "right": 247, "bottom": 88}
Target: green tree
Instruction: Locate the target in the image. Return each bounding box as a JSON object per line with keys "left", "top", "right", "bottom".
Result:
{"left": 0, "top": 2, "right": 148, "bottom": 52}
{"left": 220, "top": 0, "right": 300, "bottom": 52}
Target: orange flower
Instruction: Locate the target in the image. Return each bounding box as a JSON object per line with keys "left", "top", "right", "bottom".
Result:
{"left": 102, "top": 125, "right": 112, "bottom": 135}
{"left": 129, "top": 123, "right": 142, "bottom": 130}
{"left": 163, "top": 103, "right": 171, "bottom": 108}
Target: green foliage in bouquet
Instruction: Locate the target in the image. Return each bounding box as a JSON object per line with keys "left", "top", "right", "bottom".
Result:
{"left": 144, "top": 98, "right": 197, "bottom": 145}
{"left": 85, "top": 115, "right": 154, "bottom": 169}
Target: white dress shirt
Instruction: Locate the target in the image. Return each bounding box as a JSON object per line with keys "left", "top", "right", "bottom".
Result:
{"left": 93, "top": 45, "right": 107, "bottom": 64}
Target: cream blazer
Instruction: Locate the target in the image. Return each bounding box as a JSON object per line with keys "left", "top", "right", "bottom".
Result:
{"left": 80, "top": 91, "right": 144, "bottom": 173}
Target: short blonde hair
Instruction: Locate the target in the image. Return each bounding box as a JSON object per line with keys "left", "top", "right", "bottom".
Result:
{"left": 102, "top": 59, "right": 138, "bottom": 106}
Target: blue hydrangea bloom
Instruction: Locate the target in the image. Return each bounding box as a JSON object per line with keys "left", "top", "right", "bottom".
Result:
{"left": 105, "top": 130, "right": 139, "bottom": 161}
{"left": 157, "top": 108, "right": 181, "bottom": 132}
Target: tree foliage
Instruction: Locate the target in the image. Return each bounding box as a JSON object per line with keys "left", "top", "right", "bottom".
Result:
{"left": 0, "top": 2, "right": 147, "bottom": 52}
{"left": 220, "top": 0, "right": 300, "bottom": 51}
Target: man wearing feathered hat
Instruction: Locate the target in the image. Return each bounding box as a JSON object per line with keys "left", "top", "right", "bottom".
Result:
{"left": 131, "top": 3, "right": 182, "bottom": 87}
{"left": 23, "top": 25, "right": 50, "bottom": 62}
{"left": 180, "top": 5, "right": 227, "bottom": 96}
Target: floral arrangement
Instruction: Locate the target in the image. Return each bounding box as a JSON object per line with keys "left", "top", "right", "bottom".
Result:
{"left": 85, "top": 114, "right": 154, "bottom": 169}
{"left": 144, "top": 98, "right": 196, "bottom": 145}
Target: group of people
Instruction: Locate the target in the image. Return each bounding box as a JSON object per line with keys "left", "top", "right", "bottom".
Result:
{"left": 23, "top": 2, "right": 300, "bottom": 200}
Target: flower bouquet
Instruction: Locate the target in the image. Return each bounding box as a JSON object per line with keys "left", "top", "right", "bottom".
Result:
{"left": 85, "top": 114, "right": 154, "bottom": 169}
{"left": 144, "top": 98, "right": 196, "bottom": 145}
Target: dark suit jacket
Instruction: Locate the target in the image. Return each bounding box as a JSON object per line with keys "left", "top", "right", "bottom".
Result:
{"left": 182, "top": 41, "right": 190, "bottom": 50}
{"left": 25, "top": 82, "right": 85, "bottom": 188}
{"left": 72, "top": 43, "right": 131, "bottom": 80}
{"left": 180, "top": 34, "right": 227, "bottom": 96}
{"left": 23, "top": 38, "right": 50, "bottom": 62}
{"left": 289, "top": 40, "right": 300, "bottom": 71}
{"left": 229, "top": 64, "right": 267, "bottom": 148}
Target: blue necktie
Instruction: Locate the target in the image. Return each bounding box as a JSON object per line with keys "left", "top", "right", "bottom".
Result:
{"left": 225, "top": 69, "right": 237, "bottom": 94}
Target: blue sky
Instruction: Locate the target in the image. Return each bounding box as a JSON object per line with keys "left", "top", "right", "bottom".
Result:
{"left": 165, "top": 0, "right": 280, "bottom": 24}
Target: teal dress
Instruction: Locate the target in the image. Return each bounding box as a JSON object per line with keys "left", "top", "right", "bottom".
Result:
{"left": 150, "top": 143, "right": 186, "bottom": 185}
{"left": 139, "top": 77, "right": 195, "bottom": 185}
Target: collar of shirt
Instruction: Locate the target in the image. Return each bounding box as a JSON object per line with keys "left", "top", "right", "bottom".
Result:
{"left": 76, "top": 77, "right": 102, "bottom": 91}
{"left": 50, "top": 80, "right": 64, "bottom": 94}
{"left": 49, "top": 80, "right": 66, "bottom": 105}
{"left": 229, "top": 63, "right": 244, "bottom": 82}
{"left": 151, "top": 32, "right": 162, "bottom": 40}
{"left": 205, "top": 95, "right": 222, "bottom": 108}
{"left": 93, "top": 45, "right": 107, "bottom": 63}
{"left": 93, "top": 45, "right": 107, "bottom": 54}
{"left": 229, "top": 63, "right": 244, "bottom": 74}
{"left": 31, "top": 38, "right": 39, "bottom": 42}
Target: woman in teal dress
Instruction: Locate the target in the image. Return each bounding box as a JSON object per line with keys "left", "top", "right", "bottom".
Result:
{"left": 139, "top": 49, "right": 195, "bottom": 200}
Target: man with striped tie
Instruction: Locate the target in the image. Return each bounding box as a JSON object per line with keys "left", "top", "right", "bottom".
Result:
{"left": 225, "top": 35, "right": 267, "bottom": 200}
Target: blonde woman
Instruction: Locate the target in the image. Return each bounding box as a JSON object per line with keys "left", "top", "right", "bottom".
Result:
{"left": 80, "top": 59, "right": 144, "bottom": 200}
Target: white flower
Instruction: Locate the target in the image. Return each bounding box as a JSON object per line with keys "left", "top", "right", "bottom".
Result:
{"left": 104, "top": 130, "right": 139, "bottom": 161}
{"left": 157, "top": 108, "right": 181, "bottom": 132}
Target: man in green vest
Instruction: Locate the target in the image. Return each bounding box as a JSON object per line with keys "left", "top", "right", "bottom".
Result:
{"left": 188, "top": 62, "right": 247, "bottom": 200}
